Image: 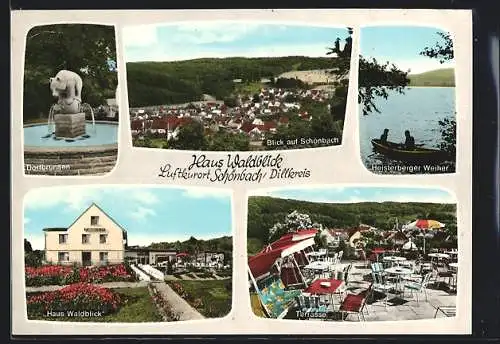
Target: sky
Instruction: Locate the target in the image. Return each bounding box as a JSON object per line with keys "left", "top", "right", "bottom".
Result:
{"left": 262, "top": 186, "right": 455, "bottom": 204}
{"left": 360, "top": 26, "right": 455, "bottom": 74}
{"left": 23, "top": 186, "right": 232, "bottom": 250}
{"left": 123, "top": 22, "right": 349, "bottom": 62}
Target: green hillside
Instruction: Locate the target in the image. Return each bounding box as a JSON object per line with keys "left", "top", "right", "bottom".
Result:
{"left": 408, "top": 68, "right": 455, "bottom": 87}
{"left": 126, "top": 56, "right": 336, "bottom": 107}
{"left": 247, "top": 196, "right": 457, "bottom": 246}
{"left": 145, "top": 235, "right": 233, "bottom": 256}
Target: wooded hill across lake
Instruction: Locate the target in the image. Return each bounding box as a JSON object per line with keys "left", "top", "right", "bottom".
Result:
{"left": 408, "top": 68, "right": 455, "bottom": 87}
{"left": 126, "top": 56, "right": 339, "bottom": 107}
{"left": 247, "top": 196, "right": 457, "bottom": 246}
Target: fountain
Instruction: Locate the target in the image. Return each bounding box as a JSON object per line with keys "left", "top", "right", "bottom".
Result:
{"left": 40, "top": 69, "right": 98, "bottom": 142}
{"left": 23, "top": 69, "right": 119, "bottom": 176}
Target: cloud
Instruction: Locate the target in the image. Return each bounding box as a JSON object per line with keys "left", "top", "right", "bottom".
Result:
{"left": 129, "top": 206, "right": 156, "bottom": 221}
{"left": 371, "top": 56, "right": 455, "bottom": 74}
{"left": 131, "top": 190, "right": 159, "bottom": 205}
{"left": 182, "top": 188, "right": 230, "bottom": 199}
{"left": 126, "top": 42, "right": 334, "bottom": 62}
{"left": 173, "top": 22, "right": 262, "bottom": 44}
{"left": 24, "top": 187, "right": 102, "bottom": 211}
{"left": 24, "top": 187, "right": 163, "bottom": 212}
{"left": 265, "top": 187, "right": 455, "bottom": 204}
{"left": 122, "top": 24, "right": 159, "bottom": 47}
{"left": 24, "top": 217, "right": 31, "bottom": 225}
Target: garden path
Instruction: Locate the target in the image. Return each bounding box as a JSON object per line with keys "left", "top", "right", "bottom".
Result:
{"left": 151, "top": 281, "right": 205, "bottom": 320}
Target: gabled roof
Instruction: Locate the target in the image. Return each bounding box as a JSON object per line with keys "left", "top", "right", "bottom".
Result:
{"left": 44, "top": 203, "right": 127, "bottom": 238}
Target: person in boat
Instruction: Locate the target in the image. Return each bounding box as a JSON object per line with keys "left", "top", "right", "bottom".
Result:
{"left": 380, "top": 128, "right": 389, "bottom": 143}
{"left": 404, "top": 130, "right": 416, "bottom": 150}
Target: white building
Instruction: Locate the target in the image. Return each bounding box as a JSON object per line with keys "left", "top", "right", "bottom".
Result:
{"left": 43, "top": 203, "right": 127, "bottom": 266}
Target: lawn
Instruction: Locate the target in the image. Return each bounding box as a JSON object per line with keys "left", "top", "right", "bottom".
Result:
{"left": 167, "top": 279, "right": 232, "bottom": 318}
{"left": 235, "top": 82, "right": 265, "bottom": 95}
{"left": 27, "top": 287, "right": 163, "bottom": 322}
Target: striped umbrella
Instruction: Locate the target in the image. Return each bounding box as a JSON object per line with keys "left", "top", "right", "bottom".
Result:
{"left": 406, "top": 219, "right": 446, "bottom": 254}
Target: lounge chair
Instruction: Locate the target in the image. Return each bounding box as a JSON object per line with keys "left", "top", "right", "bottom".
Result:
{"left": 371, "top": 271, "right": 395, "bottom": 308}
{"left": 338, "top": 283, "right": 373, "bottom": 321}
{"left": 403, "top": 272, "right": 433, "bottom": 305}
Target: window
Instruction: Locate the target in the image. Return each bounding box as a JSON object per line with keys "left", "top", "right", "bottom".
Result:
{"left": 59, "top": 234, "right": 68, "bottom": 244}
{"left": 91, "top": 216, "right": 99, "bottom": 225}
{"left": 82, "top": 234, "right": 90, "bottom": 244}
{"left": 58, "top": 252, "right": 69, "bottom": 262}
{"left": 99, "top": 234, "right": 107, "bottom": 244}
{"left": 99, "top": 252, "right": 108, "bottom": 262}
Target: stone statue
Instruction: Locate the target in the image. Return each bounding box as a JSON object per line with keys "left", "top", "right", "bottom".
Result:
{"left": 49, "top": 70, "right": 86, "bottom": 138}
{"left": 50, "top": 70, "right": 83, "bottom": 114}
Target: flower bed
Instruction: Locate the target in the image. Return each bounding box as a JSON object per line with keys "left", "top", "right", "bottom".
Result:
{"left": 26, "top": 264, "right": 136, "bottom": 287}
{"left": 148, "top": 283, "right": 180, "bottom": 321}
{"left": 27, "top": 283, "right": 121, "bottom": 317}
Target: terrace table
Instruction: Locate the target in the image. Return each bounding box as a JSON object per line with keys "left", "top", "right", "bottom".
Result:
{"left": 383, "top": 256, "right": 407, "bottom": 267}
{"left": 384, "top": 266, "right": 413, "bottom": 293}
{"left": 303, "top": 278, "right": 345, "bottom": 311}
{"left": 445, "top": 251, "right": 458, "bottom": 261}
{"left": 428, "top": 253, "right": 450, "bottom": 264}
{"left": 304, "top": 260, "right": 332, "bottom": 279}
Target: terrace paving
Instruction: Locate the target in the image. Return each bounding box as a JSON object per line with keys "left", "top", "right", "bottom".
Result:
{"left": 284, "top": 260, "right": 457, "bottom": 321}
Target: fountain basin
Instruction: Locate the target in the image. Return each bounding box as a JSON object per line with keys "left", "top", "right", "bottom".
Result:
{"left": 24, "top": 121, "right": 118, "bottom": 176}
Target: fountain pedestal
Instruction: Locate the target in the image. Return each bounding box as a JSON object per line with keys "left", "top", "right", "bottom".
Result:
{"left": 54, "top": 113, "right": 86, "bottom": 138}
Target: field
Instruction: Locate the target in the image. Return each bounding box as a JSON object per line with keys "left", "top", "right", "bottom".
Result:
{"left": 278, "top": 69, "right": 340, "bottom": 84}
{"left": 408, "top": 68, "right": 455, "bottom": 87}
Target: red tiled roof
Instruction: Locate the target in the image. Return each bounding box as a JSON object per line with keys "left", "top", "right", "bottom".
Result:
{"left": 130, "top": 120, "right": 143, "bottom": 130}
{"left": 239, "top": 122, "right": 255, "bottom": 134}
{"left": 257, "top": 121, "right": 277, "bottom": 132}
{"left": 278, "top": 116, "right": 289, "bottom": 124}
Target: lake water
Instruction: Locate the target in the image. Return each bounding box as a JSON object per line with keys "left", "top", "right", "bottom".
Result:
{"left": 359, "top": 87, "right": 456, "bottom": 174}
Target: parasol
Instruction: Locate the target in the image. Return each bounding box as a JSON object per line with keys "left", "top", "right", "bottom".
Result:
{"left": 402, "top": 238, "right": 418, "bottom": 251}
{"left": 405, "top": 219, "right": 446, "bottom": 254}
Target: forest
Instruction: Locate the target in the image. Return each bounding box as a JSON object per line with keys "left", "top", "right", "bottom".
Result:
{"left": 126, "top": 56, "right": 336, "bottom": 107}
{"left": 247, "top": 196, "right": 457, "bottom": 248}
{"left": 146, "top": 235, "right": 233, "bottom": 259}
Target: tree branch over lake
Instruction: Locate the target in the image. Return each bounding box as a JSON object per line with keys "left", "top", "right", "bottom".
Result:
{"left": 357, "top": 57, "right": 410, "bottom": 116}
{"left": 328, "top": 28, "right": 410, "bottom": 116}
{"left": 420, "top": 31, "right": 454, "bottom": 63}
{"left": 420, "top": 31, "right": 456, "bottom": 158}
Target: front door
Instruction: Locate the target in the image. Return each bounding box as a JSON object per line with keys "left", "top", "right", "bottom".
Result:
{"left": 82, "top": 251, "right": 92, "bottom": 266}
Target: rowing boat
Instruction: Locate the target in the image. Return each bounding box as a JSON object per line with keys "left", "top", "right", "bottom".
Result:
{"left": 371, "top": 139, "right": 450, "bottom": 163}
